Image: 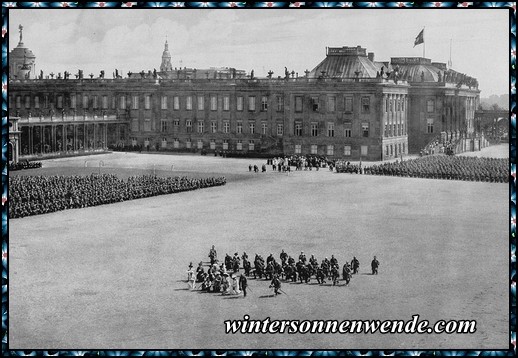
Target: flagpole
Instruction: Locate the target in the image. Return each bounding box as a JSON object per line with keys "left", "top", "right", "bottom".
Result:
{"left": 423, "top": 27, "right": 425, "bottom": 58}
{"left": 448, "top": 38, "right": 452, "bottom": 69}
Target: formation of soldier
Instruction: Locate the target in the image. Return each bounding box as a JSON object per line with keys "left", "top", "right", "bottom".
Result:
{"left": 187, "top": 247, "right": 380, "bottom": 297}
{"left": 9, "top": 160, "right": 42, "bottom": 171}
{"left": 9, "top": 174, "right": 226, "bottom": 218}
{"left": 364, "top": 156, "right": 507, "bottom": 183}
{"left": 334, "top": 160, "right": 362, "bottom": 174}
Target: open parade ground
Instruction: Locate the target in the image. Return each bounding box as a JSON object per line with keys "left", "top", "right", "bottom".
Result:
{"left": 9, "top": 145, "right": 509, "bottom": 350}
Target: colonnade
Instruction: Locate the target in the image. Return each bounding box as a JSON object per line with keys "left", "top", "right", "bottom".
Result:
{"left": 382, "top": 93, "right": 407, "bottom": 138}
{"left": 19, "top": 121, "right": 126, "bottom": 156}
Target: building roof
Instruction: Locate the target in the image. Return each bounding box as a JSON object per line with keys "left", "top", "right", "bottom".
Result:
{"left": 390, "top": 57, "right": 442, "bottom": 82}
{"left": 400, "top": 64, "right": 440, "bottom": 82}
{"left": 10, "top": 46, "right": 35, "bottom": 60}
{"left": 309, "top": 46, "right": 378, "bottom": 78}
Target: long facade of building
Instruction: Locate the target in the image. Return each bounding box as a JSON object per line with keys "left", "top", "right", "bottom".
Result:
{"left": 8, "top": 33, "right": 481, "bottom": 162}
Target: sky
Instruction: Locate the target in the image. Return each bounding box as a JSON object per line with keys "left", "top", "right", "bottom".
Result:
{"left": 8, "top": 8, "right": 509, "bottom": 97}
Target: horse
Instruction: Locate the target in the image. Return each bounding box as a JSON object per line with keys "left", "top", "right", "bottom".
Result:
{"left": 243, "top": 258, "right": 252, "bottom": 276}
{"left": 253, "top": 259, "right": 265, "bottom": 279}
{"left": 331, "top": 266, "right": 340, "bottom": 286}
{"left": 316, "top": 268, "right": 326, "bottom": 284}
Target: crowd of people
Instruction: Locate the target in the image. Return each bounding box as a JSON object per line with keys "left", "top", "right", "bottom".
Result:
{"left": 419, "top": 139, "right": 456, "bottom": 157}
{"left": 364, "top": 156, "right": 508, "bottom": 182}
{"left": 9, "top": 160, "right": 42, "bottom": 171}
{"left": 253, "top": 153, "right": 507, "bottom": 183}
{"left": 187, "top": 246, "right": 380, "bottom": 297}
{"left": 266, "top": 155, "right": 331, "bottom": 172}
{"left": 9, "top": 174, "right": 226, "bottom": 218}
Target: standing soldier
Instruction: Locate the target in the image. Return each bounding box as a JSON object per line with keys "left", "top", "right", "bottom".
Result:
{"left": 351, "top": 256, "right": 360, "bottom": 274}
{"left": 239, "top": 274, "right": 248, "bottom": 298}
{"left": 342, "top": 263, "right": 351, "bottom": 285}
{"left": 270, "top": 274, "right": 282, "bottom": 296}
{"left": 209, "top": 245, "right": 217, "bottom": 265}
{"left": 371, "top": 256, "right": 379, "bottom": 275}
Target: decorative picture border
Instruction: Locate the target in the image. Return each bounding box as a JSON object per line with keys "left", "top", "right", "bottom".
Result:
{"left": 1, "top": 2, "right": 515, "bottom": 356}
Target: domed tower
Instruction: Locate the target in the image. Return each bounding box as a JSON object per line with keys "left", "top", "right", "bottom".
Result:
{"left": 160, "top": 39, "right": 173, "bottom": 72}
{"left": 9, "top": 25, "right": 36, "bottom": 79}
{"left": 18, "top": 55, "right": 32, "bottom": 80}
{"left": 309, "top": 46, "right": 379, "bottom": 79}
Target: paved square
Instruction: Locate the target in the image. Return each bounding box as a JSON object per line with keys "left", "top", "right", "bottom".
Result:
{"left": 9, "top": 148, "right": 509, "bottom": 350}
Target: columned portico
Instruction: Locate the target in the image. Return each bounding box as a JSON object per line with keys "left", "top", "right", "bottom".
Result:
{"left": 17, "top": 117, "right": 128, "bottom": 159}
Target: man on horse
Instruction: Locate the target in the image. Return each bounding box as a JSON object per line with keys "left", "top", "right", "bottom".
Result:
{"left": 316, "top": 267, "right": 326, "bottom": 284}
{"left": 242, "top": 254, "right": 252, "bottom": 276}
{"left": 280, "top": 250, "right": 288, "bottom": 265}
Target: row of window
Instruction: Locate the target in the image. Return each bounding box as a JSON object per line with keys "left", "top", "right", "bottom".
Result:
{"left": 135, "top": 119, "right": 373, "bottom": 138}
{"left": 384, "top": 123, "right": 407, "bottom": 137}
{"left": 11, "top": 94, "right": 373, "bottom": 113}
{"left": 133, "top": 137, "right": 370, "bottom": 157}
{"left": 12, "top": 94, "right": 476, "bottom": 116}
{"left": 424, "top": 98, "right": 474, "bottom": 114}
{"left": 385, "top": 143, "right": 407, "bottom": 157}
{"left": 424, "top": 98, "right": 471, "bottom": 114}
{"left": 299, "top": 96, "right": 369, "bottom": 113}
{"left": 385, "top": 97, "right": 406, "bottom": 113}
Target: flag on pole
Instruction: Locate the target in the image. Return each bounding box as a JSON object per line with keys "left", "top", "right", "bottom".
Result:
{"left": 414, "top": 29, "right": 424, "bottom": 47}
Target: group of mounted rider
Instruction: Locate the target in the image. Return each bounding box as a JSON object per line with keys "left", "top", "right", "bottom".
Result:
{"left": 248, "top": 251, "right": 362, "bottom": 287}
{"left": 191, "top": 246, "right": 379, "bottom": 296}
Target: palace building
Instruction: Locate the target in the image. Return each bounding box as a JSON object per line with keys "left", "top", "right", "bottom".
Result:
{"left": 8, "top": 27, "right": 482, "bottom": 163}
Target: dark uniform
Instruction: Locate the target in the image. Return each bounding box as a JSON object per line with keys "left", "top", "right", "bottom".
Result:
{"left": 270, "top": 275, "right": 281, "bottom": 295}
{"left": 351, "top": 257, "right": 360, "bottom": 274}
{"left": 9, "top": 174, "right": 227, "bottom": 219}
{"left": 371, "top": 256, "right": 379, "bottom": 275}
{"left": 209, "top": 245, "right": 217, "bottom": 265}
{"left": 280, "top": 250, "right": 288, "bottom": 265}
{"left": 239, "top": 274, "right": 248, "bottom": 297}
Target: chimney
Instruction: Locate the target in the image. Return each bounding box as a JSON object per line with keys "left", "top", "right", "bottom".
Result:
{"left": 368, "top": 52, "right": 375, "bottom": 62}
